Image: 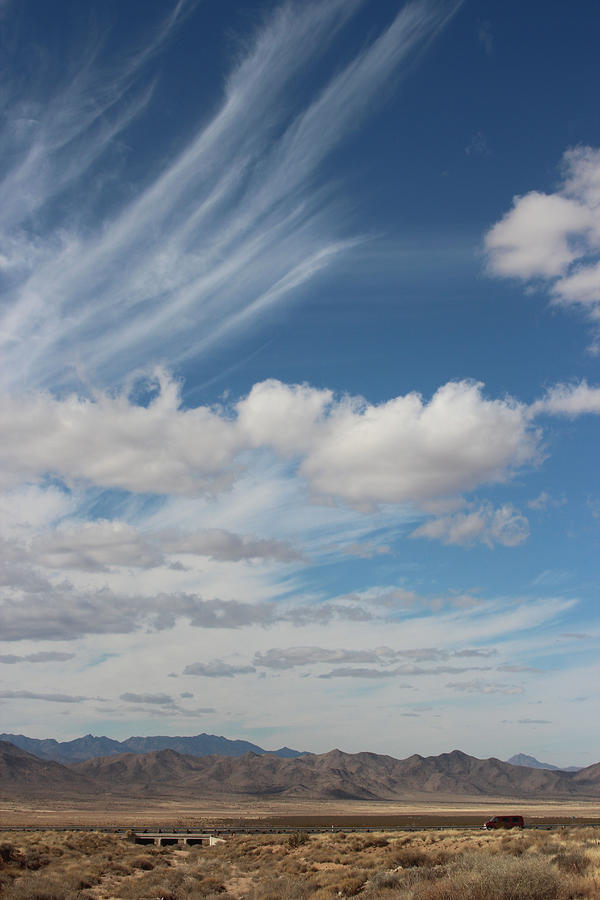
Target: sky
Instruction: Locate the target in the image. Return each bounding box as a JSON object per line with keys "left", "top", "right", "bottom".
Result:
{"left": 0, "top": 0, "right": 599, "bottom": 768}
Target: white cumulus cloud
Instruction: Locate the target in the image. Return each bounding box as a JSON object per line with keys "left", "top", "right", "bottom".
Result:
{"left": 485, "top": 146, "right": 600, "bottom": 321}
{"left": 0, "top": 373, "right": 541, "bottom": 511}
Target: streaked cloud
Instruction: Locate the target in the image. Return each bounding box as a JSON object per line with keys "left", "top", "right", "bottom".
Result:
{"left": 0, "top": 651, "right": 75, "bottom": 664}
{"left": 120, "top": 692, "right": 176, "bottom": 706}
{"left": 0, "top": 0, "right": 458, "bottom": 392}
{"left": 446, "top": 680, "right": 524, "bottom": 695}
{"left": 412, "top": 502, "right": 530, "bottom": 547}
{"left": 183, "top": 660, "right": 256, "bottom": 677}
{"left": 0, "top": 689, "right": 91, "bottom": 702}
{"left": 253, "top": 645, "right": 498, "bottom": 670}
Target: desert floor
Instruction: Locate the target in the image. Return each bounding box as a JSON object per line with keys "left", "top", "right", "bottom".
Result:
{"left": 1, "top": 823, "right": 600, "bottom": 898}
{"left": 2, "top": 797, "right": 600, "bottom": 828}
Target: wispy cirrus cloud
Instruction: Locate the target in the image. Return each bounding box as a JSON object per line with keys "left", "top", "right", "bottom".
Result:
{"left": 446, "top": 680, "right": 524, "bottom": 695}
{"left": 183, "top": 660, "right": 257, "bottom": 677}
{"left": 253, "top": 645, "right": 498, "bottom": 669}
{"left": 0, "top": 0, "right": 195, "bottom": 237}
{"left": 0, "top": 651, "right": 75, "bottom": 664}
{"left": 411, "top": 502, "right": 530, "bottom": 547}
{"left": 0, "top": 0, "right": 460, "bottom": 392}
{"left": 119, "top": 692, "right": 176, "bottom": 706}
{"left": 0, "top": 689, "right": 93, "bottom": 702}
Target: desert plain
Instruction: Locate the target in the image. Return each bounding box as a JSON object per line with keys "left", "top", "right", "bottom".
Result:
{"left": 2, "top": 797, "right": 600, "bottom": 829}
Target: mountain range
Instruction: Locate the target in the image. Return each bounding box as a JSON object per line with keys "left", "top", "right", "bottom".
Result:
{"left": 1, "top": 741, "right": 599, "bottom": 802}
{"left": 0, "top": 732, "right": 305, "bottom": 764}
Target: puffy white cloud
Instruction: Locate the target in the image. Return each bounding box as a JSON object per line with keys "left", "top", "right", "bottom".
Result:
{"left": 485, "top": 192, "right": 592, "bottom": 279}
{"left": 298, "top": 380, "right": 536, "bottom": 507}
{"left": 0, "top": 374, "right": 541, "bottom": 510}
{"left": 412, "top": 503, "right": 530, "bottom": 547}
{"left": 529, "top": 380, "right": 600, "bottom": 417}
{"left": 0, "top": 370, "right": 238, "bottom": 494}
{"left": 485, "top": 146, "right": 600, "bottom": 319}
{"left": 236, "top": 380, "right": 332, "bottom": 455}
{"left": 554, "top": 260, "right": 600, "bottom": 311}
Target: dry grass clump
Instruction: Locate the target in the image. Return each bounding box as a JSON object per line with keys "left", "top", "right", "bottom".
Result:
{"left": 552, "top": 847, "right": 591, "bottom": 875}
{"left": 403, "top": 850, "right": 595, "bottom": 900}
{"left": 1, "top": 826, "right": 599, "bottom": 899}
{"left": 287, "top": 831, "right": 309, "bottom": 849}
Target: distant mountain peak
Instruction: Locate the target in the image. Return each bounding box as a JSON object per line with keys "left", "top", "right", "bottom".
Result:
{"left": 507, "top": 753, "right": 581, "bottom": 772}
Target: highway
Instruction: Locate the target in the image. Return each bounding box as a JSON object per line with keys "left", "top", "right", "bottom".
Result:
{"left": 2, "top": 823, "right": 599, "bottom": 835}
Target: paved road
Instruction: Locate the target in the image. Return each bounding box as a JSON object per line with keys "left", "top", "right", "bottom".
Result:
{"left": 3, "top": 823, "right": 599, "bottom": 835}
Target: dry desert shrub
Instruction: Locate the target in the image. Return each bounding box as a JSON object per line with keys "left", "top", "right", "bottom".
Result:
{"left": 392, "top": 846, "right": 450, "bottom": 869}
{"left": 0, "top": 844, "right": 17, "bottom": 864}
{"left": 497, "top": 836, "right": 529, "bottom": 857}
{"left": 250, "top": 872, "right": 319, "bottom": 899}
{"left": 0, "top": 869, "right": 96, "bottom": 899}
{"left": 552, "top": 847, "right": 591, "bottom": 875}
{"left": 130, "top": 853, "right": 155, "bottom": 869}
{"left": 330, "top": 867, "right": 369, "bottom": 897}
{"left": 2, "top": 826, "right": 600, "bottom": 900}
{"left": 116, "top": 865, "right": 229, "bottom": 900}
{"left": 287, "top": 831, "right": 310, "bottom": 849}
{"left": 409, "top": 850, "right": 563, "bottom": 900}
{"left": 363, "top": 867, "right": 404, "bottom": 894}
{"left": 360, "top": 836, "right": 389, "bottom": 849}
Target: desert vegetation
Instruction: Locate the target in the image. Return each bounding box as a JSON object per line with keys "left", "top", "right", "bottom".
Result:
{"left": 0, "top": 826, "right": 599, "bottom": 899}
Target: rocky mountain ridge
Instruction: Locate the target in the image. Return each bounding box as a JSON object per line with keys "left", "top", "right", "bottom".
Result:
{"left": 1, "top": 741, "right": 599, "bottom": 802}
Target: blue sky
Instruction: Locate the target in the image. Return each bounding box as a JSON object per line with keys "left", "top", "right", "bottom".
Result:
{"left": 0, "top": 0, "right": 599, "bottom": 767}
